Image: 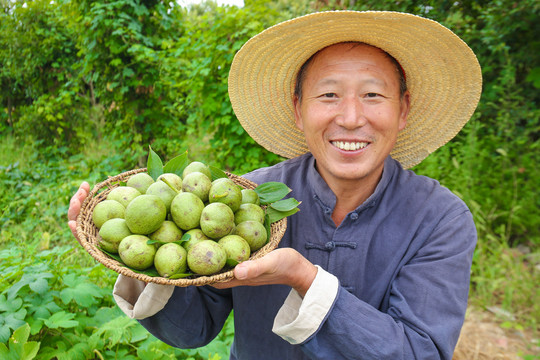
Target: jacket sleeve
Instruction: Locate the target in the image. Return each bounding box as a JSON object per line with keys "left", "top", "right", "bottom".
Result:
{"left": 283, "top": 209, "right": 476, "bottom": 360}
{"left": 137, "top": 285, "right": 233, "bottom": 349}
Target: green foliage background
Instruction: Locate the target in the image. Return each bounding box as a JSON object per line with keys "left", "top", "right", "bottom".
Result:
{"left": 1, "top": 0, "right": 538, "bottom": 358}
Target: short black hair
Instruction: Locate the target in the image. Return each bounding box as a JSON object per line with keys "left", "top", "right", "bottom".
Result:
{"left": 294, "top": 42, "right": 407, "bottom": 101}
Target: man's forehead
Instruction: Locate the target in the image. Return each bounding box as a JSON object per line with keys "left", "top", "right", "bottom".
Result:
{"left": 306, "top": 43, "right": 399, "bottom": 75}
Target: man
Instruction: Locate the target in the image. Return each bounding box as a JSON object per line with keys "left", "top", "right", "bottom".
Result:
{"left": 69, "top": 11, "right": 482, "bottom": 359}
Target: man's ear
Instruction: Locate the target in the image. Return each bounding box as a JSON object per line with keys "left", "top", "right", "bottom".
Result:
{"left": 398, "top": 91, "right": 410, "bottom": 131}
{"left": 293, "top": 96, "right": 304, "bottom": 131}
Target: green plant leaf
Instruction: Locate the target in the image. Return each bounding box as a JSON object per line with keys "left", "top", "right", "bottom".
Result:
{"left": 254, "top": 182, "right": 291, "bottom": 205}
{"left": 147, "top": 145, "right": 163, "bottom": 181}
{"left": 43, "top": 311, "right": 79, "bottom": 329}
{"left": 227, "top": 260, "right": 239, "bottom": 267}
{"left": 0, "top": 327, "right": 10, "bottom": 345}
{"left": 0, "top": 343, "right": 7, "bottom": 359}
{"left": 59, "top": 280, "right": 104, "bottom": 307}
{"left": 146, "top": 239, "right": 162, "bottom": 246}
{"left": 131, "top": 266, "right": 160, "bottom": 277}
{"left": 209, "top": 165, "right": 228, "bottom": 181}
{"left": 0, "top": 295, "right": 23, "bottom": 313}
{"left": 100, "top": 247, "right": 123, "bottom": 263}
{"left": 181, "top": 233, "right": 192, "bottom": 242}
{"left": 12, "top": 322, "right": 30, "bottom": 343}
{"left": 0, "top": 323, "right": 40, "bottom": 360}
{"left": 163, "top": 151, "right": 189, "bottom": 177}
{"left": 168, "top": 272, "right": 194, "bottom": 279}
{"left": 265, "top": 207, "right": 299, "bottom": 224}
{"left": 269, "top": 198, "right": 301, "bottom": 212}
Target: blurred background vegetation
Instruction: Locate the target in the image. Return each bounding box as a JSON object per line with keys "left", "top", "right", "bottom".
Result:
{"left": 1, "top": 0, "right": 538, "bottom": 358}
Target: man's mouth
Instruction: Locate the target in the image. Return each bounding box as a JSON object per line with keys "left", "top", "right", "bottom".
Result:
{"left": 331, "top": 141, "right": 368, "bottom": 151}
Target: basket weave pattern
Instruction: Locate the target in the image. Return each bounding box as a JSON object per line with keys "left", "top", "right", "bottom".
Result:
{"left": 76, "top": 168, "right": 287, "bottom": 286}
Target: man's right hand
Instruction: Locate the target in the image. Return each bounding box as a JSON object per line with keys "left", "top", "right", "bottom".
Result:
{"left": 68, "top": 182, "right": 90, "bottom": 240}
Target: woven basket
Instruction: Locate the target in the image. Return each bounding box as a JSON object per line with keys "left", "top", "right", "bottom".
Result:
{"left": 76, "top": 168, "right": 287, "bottom": 286}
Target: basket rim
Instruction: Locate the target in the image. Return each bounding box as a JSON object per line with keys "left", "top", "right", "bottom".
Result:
{"left": 75, "top": 168, "right": 287, "bottom": 286}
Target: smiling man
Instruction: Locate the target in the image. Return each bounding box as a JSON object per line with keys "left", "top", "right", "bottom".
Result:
{"left": 69, "top": 10, "right": 482, "bottom": 360}
{"left": 293, "top": 42, "right": 410, "bottom": 225}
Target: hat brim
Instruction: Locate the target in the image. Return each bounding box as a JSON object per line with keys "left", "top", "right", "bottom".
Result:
{"left": 228, "top": 11, "right": 482, "bottom": 169}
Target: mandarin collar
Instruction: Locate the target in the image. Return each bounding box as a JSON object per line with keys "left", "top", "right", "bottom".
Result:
{"left": 306, "top": 154, "right": 397, "bottom": 212}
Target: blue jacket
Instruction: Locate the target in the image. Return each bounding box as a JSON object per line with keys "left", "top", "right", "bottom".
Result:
{"left": 139, "top": 154, "right": 477, "bottom": 359}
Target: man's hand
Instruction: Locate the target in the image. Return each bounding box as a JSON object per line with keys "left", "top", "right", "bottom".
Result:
{"left": 68, "top": 182, "right": 90, "bottom": 240}
{"left": 212, "top": 248, "right": 318, "bottom": 297}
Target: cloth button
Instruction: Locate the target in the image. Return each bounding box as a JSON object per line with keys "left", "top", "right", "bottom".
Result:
{"left": 350, "top": 212, "right": 359, "bottom": 220}
{"left": 325, "top": 241, "right": 335, "bottom": 251}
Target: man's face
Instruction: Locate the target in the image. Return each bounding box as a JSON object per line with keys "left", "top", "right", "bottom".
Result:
{"left": 294, "top": 43, "right": 410, "bottom": 187}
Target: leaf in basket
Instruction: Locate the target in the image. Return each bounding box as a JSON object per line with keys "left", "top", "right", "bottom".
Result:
{"left": 147, "top": 146, "right": 164, "bottom": 181}
{"left": 100, "top": 247, "right": 160, "bottom": 277}
{"left": 181, "top": 233, "right": 191, "bottom": 242}
{"left": 227, "top": 259, "right": 240, "bottom": 267}
{"left": 146, "top": 239, "right": 161, "bottom": 246}
{"left": 131, "top": 266, "right": 160, "bottom": 277}
{"left": 209, "top": 165, "right": 228, "bottom": 181}
{"left": 266, "top": 206, "right": 299, "bottom": 224}
{"left": 147, "top": 235, "right": 189, "bottom": 247}
{"left": 269, "top": 198, "right": 301, "bottom": 212}
{"left": 255, "top": 182, "right": 291, "bottom": 205}
{"left": 168, "top": 272, "right": 194, "bottom": 279}
{"left": 163, "top": 151, "right": 189, "bottom": 177}
{"left": 99, "top": 247, "right": 123, "bottom": 263}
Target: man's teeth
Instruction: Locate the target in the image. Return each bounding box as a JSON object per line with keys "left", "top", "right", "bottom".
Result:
{"left": 331, "top": 141, "right": 368, "bottom": 151}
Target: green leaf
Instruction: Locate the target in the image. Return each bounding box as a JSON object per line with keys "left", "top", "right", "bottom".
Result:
{"left": 227, "top": 260, "right": 239, "bottom": 267}
{"left": 254, "top": 182, "right": 291, "bottom": 205}
{"left": 209, "top": 165, "right": 228, "bottom": 181}
{"left": 0, "top": 323, "right": 40, "bottom": 360}
{"left": 181, "top": 233, "right": 191, "bottom": 242}
{"left": 0, "top": 343, "right": 7, "bottom": 359}
{"left": 525, "top": 66, "right": 540, "bottom": 88}
{"left": 0, "top": 308, "right": 27, "bottom": 334}
{"left": 163, "top": 151, "right": 189, "bottom": 177}
{"left": 265, "top": 207, "right": 299, "bottom": 224}
{"left": 59, "top": 274, "right": 104, "bottom": 307}
{"left": 147, "top": 145, "right": 163, "bottom": 181}
{"left": 269, "top": 198, "right": 301, "bottom": 212}
{"left": 132, "top": 267, "right": 160, "bottom": 277}
{"left": 29, "top": 276, "right": 49, "bottom": 294}
{"left": 168, "top": 272, "right": 194, "bottom": 279}
{"left": 12, "top": 322, "right": 31, "bottom": 343}
{"left": 0, "top": 327, "right": 10, "bottom": 345}
{"left": 43, "top": 311, "right": 79, "bottom": 329}
{"left": 0, "top": 294, "right": 22, "bottom": 313}
{"left": 100, "top": 248, "right": 159, "bottom": 276}
{"left": 100, "top": 247, "right": 123, "bottom": 263}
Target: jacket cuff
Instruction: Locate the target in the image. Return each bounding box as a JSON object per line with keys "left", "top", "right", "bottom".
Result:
{"left": 112, "top": 274, "right": 175, "bottom": 320}
{"left": 272, "top": 265, "right": 339, "bottom": 344}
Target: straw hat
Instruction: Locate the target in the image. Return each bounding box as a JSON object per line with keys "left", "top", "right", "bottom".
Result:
{"left": 228, "top": 11, "right": 482, "bottom": 169}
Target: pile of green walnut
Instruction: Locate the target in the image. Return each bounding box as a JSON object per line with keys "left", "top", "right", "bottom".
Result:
{"left": 92, "top": 156, "right": 297, "bottom": 278}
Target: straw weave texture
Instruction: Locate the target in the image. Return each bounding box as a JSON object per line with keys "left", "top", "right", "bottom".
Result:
{"left": 76, "top": 169, "right": 287, "bottom": 286}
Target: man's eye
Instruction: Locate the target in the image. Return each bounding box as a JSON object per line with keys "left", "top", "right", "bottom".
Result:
{"left": 322, "top": 93, "right": 337, "bottom": 98}
{"left": 366, "top": 92, "right": 379, "bottom": 98}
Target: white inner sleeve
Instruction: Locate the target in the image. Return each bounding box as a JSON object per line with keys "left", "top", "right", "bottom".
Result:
{"left": 272, "top": 265, "right": 339, "bottom": 344}
{"left": 113, "top": 274, "right": 175, "bottom": 320}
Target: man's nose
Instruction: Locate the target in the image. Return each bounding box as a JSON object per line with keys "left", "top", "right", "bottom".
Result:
{"left": 335, "top": 96, "right": 367, "bottom": 129}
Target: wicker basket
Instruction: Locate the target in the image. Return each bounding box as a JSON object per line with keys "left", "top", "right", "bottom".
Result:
{"left": 76, "top": 168, "right": 287, "bottom": 286}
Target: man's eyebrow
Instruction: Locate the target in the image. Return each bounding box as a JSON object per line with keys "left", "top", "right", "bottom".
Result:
{"left": 314, "top": 77, "right": 387, "bottom": 87}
